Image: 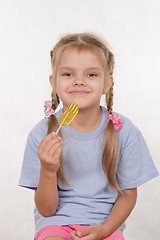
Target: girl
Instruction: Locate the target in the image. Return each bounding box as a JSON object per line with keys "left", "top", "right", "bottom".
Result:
{"left": 19, "top": 33, "right": 159, "bottom": 240}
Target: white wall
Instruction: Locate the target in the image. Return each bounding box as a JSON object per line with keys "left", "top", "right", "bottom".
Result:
{"left": 0, "top": 0, "right": 159, "bottom": 239}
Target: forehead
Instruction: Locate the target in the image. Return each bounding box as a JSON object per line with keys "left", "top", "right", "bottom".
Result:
{"left": 58, "top": 47, "right": 104, "bottom": 69}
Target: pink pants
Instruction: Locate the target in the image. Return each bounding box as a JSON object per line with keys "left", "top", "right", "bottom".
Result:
{"left": 35, "top": 225, "right": 124, "bottom": 240}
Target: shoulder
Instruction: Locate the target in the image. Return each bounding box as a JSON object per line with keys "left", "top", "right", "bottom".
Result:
{"left": 102, "top": 106, "right": 140, "bottom": 144}
{"left": 113, "top": 112, "right": 143, "bottom": 151}
{"left": 116, "top": 112, "right": 139, "bottom": 135}
{"left": 102, "top": 106, "right": 138, "bottom": 132}
{"left": 27, "top": 118, "right": 49, "bottom": 146}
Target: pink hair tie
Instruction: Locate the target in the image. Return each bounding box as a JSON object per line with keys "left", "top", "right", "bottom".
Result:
{"left": 107, "top": 114, "right": 122, "bottom": 131}
{"left": 44, "top": 101, "right": 55, "bottom": 117}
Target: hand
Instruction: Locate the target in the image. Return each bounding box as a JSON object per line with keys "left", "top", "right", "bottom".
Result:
{"left": 37, "top": 132, "right": 63, "bottom": 173}
{"left": 70, "top": 225, "right": 105, "bottom": 240}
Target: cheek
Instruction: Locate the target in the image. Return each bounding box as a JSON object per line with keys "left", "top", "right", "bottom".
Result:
{"left": 55, "top": 78, "right": 62, "bottom": 90}
{"left": 95, "top": 81, "right": 105, "bottom": 94}
{"left": 56, "top": 80, "right": 68, "bottom": 96}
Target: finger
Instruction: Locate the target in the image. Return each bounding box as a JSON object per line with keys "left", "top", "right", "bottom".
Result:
{"left": 38, "top": 132, "right": 56, "bottom": 153}
{"left": 49, "top": 141, "right": 62, "bottom": 158}
{"left": 80, "top": 235, "right": 93, "bottom": 240}
{"left": 46, "top": 136, "right": 62, "bottom": 154}
{"left": 77, "top": 226, "right": 92, "bottom": 238}
{"left": 42, "top": 134, "right": 61, "bottom": 152}
{"left": 53, "top": 144, "right": 62, "bottom": 159}
{"left": 70, "top": 232, "right": 77, "bottom": 240}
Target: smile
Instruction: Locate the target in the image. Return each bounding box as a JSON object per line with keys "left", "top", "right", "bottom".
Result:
{"left": 69, "top": 91, "right": 90, "bottom": 95}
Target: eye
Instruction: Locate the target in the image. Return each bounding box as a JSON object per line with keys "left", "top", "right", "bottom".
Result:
{"left": 88, "top": 73, "right": 98, "bottom": 77}
{"left": 63, "top": 73, "right": 72, "bottom": 77}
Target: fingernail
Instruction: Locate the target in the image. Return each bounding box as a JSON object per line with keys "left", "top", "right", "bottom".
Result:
{"left": 52, "top": 132, "right": 56, "bottom": 136}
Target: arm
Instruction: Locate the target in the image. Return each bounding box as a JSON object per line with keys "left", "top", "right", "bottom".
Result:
{"left": 34, "top": 169, "right": 58, "bottom": 217}
{"left": 34, "top": 132, "right": 62, "bottom": 217}
{"left": 70, "top": 188, "right": 137, "bottom": 240}
{"left": 101, "top": 188, "right": 137, "bottom": 237}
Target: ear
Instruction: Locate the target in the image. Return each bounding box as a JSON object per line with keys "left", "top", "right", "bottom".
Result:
{"left": 49, "top": 74, "right": 56, "bottom": 90}
{"left": 103, "top": 75, "right": 113, "bottom": 94}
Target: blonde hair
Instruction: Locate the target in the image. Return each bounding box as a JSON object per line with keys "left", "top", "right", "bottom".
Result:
{"left": 48, "top": 33, "right": 121, "bottom": 193}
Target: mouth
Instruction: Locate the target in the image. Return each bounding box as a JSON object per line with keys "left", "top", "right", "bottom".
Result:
{"left": 69, "top": 91, "right": 90, "bottom": 95}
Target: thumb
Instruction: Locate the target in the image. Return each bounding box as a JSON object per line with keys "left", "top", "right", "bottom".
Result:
{"left": 76, "top": 226, "right": 92, "bottom": 237}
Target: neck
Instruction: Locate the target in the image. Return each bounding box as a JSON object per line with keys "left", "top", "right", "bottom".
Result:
{"left": 69, "top": 106, "right": 102, "bottom": 133}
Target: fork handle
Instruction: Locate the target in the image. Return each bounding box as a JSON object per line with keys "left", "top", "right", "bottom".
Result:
{"left": 55, "top": 125, "right": 62, "bottom": 135}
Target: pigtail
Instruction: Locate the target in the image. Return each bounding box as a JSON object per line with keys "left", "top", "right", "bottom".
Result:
{"left": 47, "top": 90, "right": 68, "bottom": 185}
{"left": 102, "top": 84, "right": 122, "bottom": 194}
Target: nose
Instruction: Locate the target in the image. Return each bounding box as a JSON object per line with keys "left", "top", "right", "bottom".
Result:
{"left": 73, "top": 77, "right": 86, "bottom": 86}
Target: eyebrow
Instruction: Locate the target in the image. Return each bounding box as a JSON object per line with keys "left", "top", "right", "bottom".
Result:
{"left": 58, "top": 67, "right": 102, "bottom": 71}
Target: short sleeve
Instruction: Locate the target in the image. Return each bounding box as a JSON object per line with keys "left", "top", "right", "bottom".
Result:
{"left": 117, "top": 127, "right": 159, "bottom": 190}
{"left": 19, "top": 132, "right": 41, "bottom": 189}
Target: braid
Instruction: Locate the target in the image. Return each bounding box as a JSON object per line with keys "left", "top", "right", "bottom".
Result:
{"left": 47, "top": 90, "right": 67, "bottom": 185}
{"left": 104, "top": 82, "right": 122, "bottom": 194}
{"left": 106, "top": 83, "right": 114, "bottom": 114}
{"left": 50, "top": 50, "right": 53, "bottom": 58}
{"left": 47, "top": 90, "right": 60, "bottom": 135}
{"left": 51, "top": 91, "right": 60, "bottom": 110}
{"left": 107, "top": 51, "right": 114, "bottom": 75}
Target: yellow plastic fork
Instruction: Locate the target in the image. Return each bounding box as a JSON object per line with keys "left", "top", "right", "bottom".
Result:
{"left": 56, "top": 102, "right": 79, "bottom": 135}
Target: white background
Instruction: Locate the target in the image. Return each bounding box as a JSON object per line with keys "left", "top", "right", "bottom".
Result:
{"left": 0, "top": 0, "right": 160, "bottom": 239}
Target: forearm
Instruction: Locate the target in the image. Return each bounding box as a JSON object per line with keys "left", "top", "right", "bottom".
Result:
{"left": 35, "top": 167, "right": 59, "bottom": 217}
{"left": 101, "top": 188, "right": 137, "bottom": 237}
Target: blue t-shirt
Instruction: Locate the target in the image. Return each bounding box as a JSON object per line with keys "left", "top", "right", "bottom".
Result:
{"left": 19, "top": 107, "right": 159, "bottom": 235}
